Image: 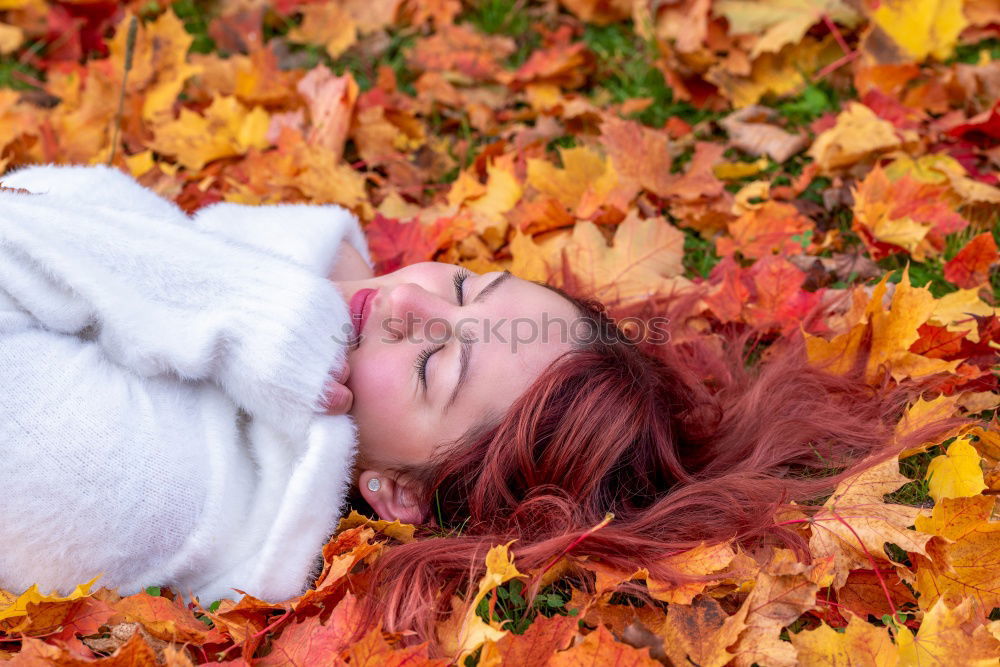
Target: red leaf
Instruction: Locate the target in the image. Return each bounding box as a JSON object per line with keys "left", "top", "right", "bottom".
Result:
{"left": 943, "top": 232, "right": 999, "bottom": 288}
{"left": 366, "top": 214, "right": 468, "bottom": 274}
{"left": 910, "top": 323, "right": 967, "bottom": 359}
{"left": 258, "top": 593, "right": 365, "bottom": 666}
{"left": 946, "top": 101, "right": 1000, "bottom": 146}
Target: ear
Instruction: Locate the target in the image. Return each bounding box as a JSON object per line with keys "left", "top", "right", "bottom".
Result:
{"left": 358, "top": 470, "right": 428, "bottom": 525}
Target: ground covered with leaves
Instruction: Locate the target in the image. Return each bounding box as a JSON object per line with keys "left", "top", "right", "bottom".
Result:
{"left": 1, "top": 0, "right": 999, "bottom": 664}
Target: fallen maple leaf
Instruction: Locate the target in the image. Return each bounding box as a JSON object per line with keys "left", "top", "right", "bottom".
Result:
{"left": 926, "top": 435, "right": 989, "bottom": 502}
{"left": 944, "top": 232, "right": 999, "bottom": 288}
{"left": 719, "top": 105, "right": 810, "bottom": 162}
{"left": 809, "top": 102, "right": 903, "bottom": 173}
{"left": 554, "top": 212, "right": 690, "bottom": 314}
{"left": 789, "top": 611, "right": 897, "bottom": 666}
{"left": 869, "top": 0, "right": 968, "bottom": 63}
{"left": 895, "top": 596, "right": 1000, "bottom": 665}
{"left": 913, "top": 494, "right": 1000, "bottom": 613}
{"left": 548, "top": 624, "right": 659, "bottom": 667}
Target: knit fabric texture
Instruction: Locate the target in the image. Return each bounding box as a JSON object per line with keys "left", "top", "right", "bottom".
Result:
{"left": 0, "top": 165, "right": 365, "bottom": 604}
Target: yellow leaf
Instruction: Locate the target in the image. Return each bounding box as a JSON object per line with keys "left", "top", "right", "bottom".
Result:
{"left": 467, "top": 155, "right": 522, "bottom": 226}
{"left": 107, "top": 11, "right": 204, "bottom": 122}
{"left": 0, "top": 576, "right": 100, "bottom": 623}
{"left": 288, "top": 3, "right": 357, "bottom": 59}
{"left": 124, "top": 150, "right": 155, "bottom": 178}
{"left": 151, "top": 95, "right": 270, "bottom": 171}
{"left": 0, "top": 21, "right": 23, "bottom": 54}
{"left": 336, "top": 509, "right": 415, "bottom": 543}
{"left": 894, "top": 393, "right": 963, "bottom": 457}
{"left": 809, "top": 456, "right": 933, "bottom": 588}
{"left": 808, "top": 102, "right": 901, "bottom": 172}
{"left": 872, "top": 216, "right": 931, "bottom": 252}
{"left": 441, "top": 543, "right": 524, "bottom": 661}
{"left": 715, "top": 0, "right": 860, "bottom": 58}
{"left": 446, "top": 170, "right": 487, "bottom": 209}
{"left": 866, "top": 268, "right": 955, "bottom": 383}
{"left": 526, "top": 145, "right": 626, "bottom": 217}
{"left": 790, "top": 612, "right": 897, "bottom": 667}
{"left": 648, "top": 540, "right": 736, "bottom": 603}
{"left": 913, "top": 495, "right": 1000, "bottom": 611}
{"left": 928, "top": 288, "right": 997, "bottom": 342}
{"left": 707, "top": 37, "right": 840, "bottom": 108}
{"left": 713, "top": 157, "right": 770, "bottom": 180}
{"left": 896, "top": 597, "right": 1000, "bottom": 665}
{"left": 871, "top": 0, "right": 968, "bottom": 62}
{"left": 926, "top": 436, "right": 988, "bottom": 502}
{"left": 508, "top": 230, "right": 551, "bottom": 283}
{"left": 556, "top": 211, "right": 691, "bottom": 312}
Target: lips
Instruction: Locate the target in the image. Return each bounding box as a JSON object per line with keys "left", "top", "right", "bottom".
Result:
{"left": 348, "top": 288, "right": 377, "bottom": 339}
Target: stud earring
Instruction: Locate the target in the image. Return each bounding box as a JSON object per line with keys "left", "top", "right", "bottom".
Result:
{"left": 367, "top": 477, "right": 381, "bottom": 492}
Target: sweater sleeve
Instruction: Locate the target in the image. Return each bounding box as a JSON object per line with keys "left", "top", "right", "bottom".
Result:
{"left": 190, "top": 202, "right": 372, "bottom": 277}
{"left": 0, "top": 169, "right": 354, "bottom": 437}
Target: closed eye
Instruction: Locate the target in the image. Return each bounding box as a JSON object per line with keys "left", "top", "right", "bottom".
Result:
{"left": 453, "top": 267, "right": 472, "bottom": 305}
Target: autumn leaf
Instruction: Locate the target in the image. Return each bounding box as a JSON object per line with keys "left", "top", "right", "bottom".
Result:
{"left": 287, "top": 4, "right": 356, "bottom": 59}
{"left": 807, "top": 456, "right": 935, "bottom": 589}
{"left": 715, "top": 0, "right": 860, "bottom": 59}
{"left": 436, "top": 543, "right": 525, "bottom": 661}
{"left": 944, "top": 232, "right": 999, "bottom": 288}
{"left": 789, "top": 611, "right": 897, "bottom": 667}
{"left": 913, "top": 495, "right": 1000, "bottom": 612}
{"left": 555, "top": 212, "right": 691, "bottom": 313}
{"left": 151, "top": 95, "right": 269, "bottom": 171}
{"left": 1, "top": 0, "right": 999, "bottom": 663}
{"left": 926, "top": 435, "right": 988, "bottom": 502}
{"left": 895, "top": 597, "right": 1000, "bottom": 665}
{"left": 869, "top": 0, "right": 968, "bottom": 63}
{"left": 0, "top": 577, "right": 100, "bottom": 624}
{"left": 259, "top": 593, "right": 363, "bottom": 666}
{"left": 809, "top": 103, "right": 903, "bottom": 173}
{"left": 549, "top": 624, "right": 659, "bottom": 667}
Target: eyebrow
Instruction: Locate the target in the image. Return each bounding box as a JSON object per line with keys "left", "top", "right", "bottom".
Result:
{"left": 444, "top": 271, "right": 512, "bottom": 411}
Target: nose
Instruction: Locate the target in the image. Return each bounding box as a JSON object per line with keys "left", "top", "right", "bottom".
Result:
{"left": 385, "top": 283, "right": 453, "bottom": 339}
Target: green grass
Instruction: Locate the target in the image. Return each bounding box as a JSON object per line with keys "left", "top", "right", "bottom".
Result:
{"left": 883, "top": 446, "right": 941, "bottom": 508}
{"left": 682, "top": 227, "right": 721, "bottom": 279}
{"left": 466, "top": 0, "right": 531, "bottom": 36}
{"left": 475, "top": 578, "right": 579, "bottom": 636}
{"left": 172, "top": 0, "right": 216, "bottom": 54}
{"left": 951, "top": 38, "right": 1000, "bottom": 64}
{"left": 463, "top": 0, "right": 541, "bottom": 69}
{"left": 583, "top": 23, "right": 718, "bottom": 128}
{"left": 775, "top": 81, "right": 842, "bottom": 129}
{"left": 0, "top": 58, "right": 44, "bottom": 91}
{"left": 878, "top": 217, "right": 999, "bottom": 299}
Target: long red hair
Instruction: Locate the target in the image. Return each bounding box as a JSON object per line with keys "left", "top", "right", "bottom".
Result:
{"left": 351, "top": 287, "right": 959, "bottom": 645}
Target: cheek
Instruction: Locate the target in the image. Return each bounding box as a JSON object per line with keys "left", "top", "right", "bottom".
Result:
{"left": 346, "top": 345, "right": 410, "bottom": 451}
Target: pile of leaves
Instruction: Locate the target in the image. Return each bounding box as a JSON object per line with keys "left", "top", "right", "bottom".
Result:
{"left": 1, "top": 0, "right": 999, "bottom": 663}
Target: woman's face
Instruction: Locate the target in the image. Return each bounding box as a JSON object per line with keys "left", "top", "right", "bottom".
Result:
{"left": 335, "top": 263, "right": 579, "bottom": 473}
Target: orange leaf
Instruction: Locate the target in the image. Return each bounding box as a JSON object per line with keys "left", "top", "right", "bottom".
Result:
{"left": 716, "top": 201, "right": 813, "bottom": 259}
{"left": 548, "top": 624, "right": 659, "bottom": 667}
{"left": 259, "top": 593, "right": 365, "bottom": 666}
{"left": 599, "top": 115, "right": 674, "bottom": 198}
{"left": 112, "top": 593, "right": 224, "bottom": 645}
{"left": 943, "top": 232, "right": 999, "bottom": 288}
{"left": 366, "top": 214, "right": 469, "bottom": 274}
{"left": 490, "top": 613, "right": 577, "bottom": 666}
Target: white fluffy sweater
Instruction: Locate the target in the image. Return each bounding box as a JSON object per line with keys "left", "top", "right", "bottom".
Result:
{"left": 0, "top": 165, "right": 367, "bottom": 604}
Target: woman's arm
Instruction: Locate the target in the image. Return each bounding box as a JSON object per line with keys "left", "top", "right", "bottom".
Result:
{"left": 0, "top": 174, "right": 351, "bottom": 436}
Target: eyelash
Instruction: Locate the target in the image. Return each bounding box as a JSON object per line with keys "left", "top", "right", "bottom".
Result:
{"left": 415, "top": 268, "right": 472, "bottom": 389}
{"left": 453, "top": 267, "right": 472, "bottom": 306}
